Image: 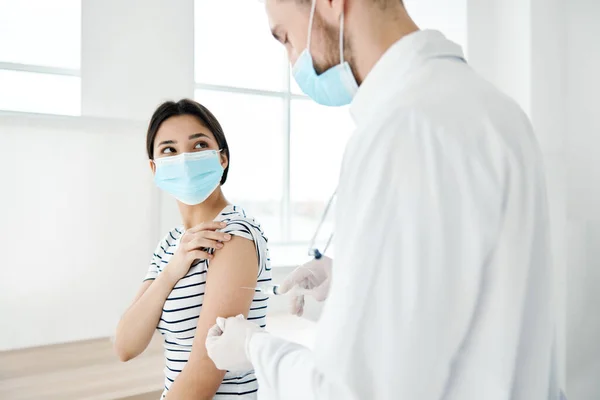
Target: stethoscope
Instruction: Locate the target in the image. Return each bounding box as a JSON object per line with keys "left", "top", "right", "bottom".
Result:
{"left": 308, "top": 189, "right": 336, "bottom": 260}
{"left": 243, "top": 189, "right": 336, "bottom": 296}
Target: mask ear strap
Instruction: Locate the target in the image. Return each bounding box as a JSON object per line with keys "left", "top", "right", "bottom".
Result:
{"left": 307, "top": 0, "right": 317, "bottom": 51}
{"left": 339, "top": 11, "right": 345, "bottom": 64}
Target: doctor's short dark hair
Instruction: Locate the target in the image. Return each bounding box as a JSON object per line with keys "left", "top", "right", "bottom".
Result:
{"left": 146, "top": 99, "right": 230, "bottom": 186}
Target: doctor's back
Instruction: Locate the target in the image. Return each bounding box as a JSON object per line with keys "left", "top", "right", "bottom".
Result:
{"left": 315, "top": 31, "right": 558, "bottom": 400}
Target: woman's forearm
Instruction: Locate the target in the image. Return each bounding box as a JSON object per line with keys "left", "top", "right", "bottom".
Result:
{"left": 165, "top": 355, "right": 226, "bottom": 400}
{"left": 114, "top": 273, "right": 176, "bottom": 361}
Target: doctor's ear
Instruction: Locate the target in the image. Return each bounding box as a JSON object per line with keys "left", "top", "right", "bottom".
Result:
{"left": 149, "top": 159, "right": 156, "bottom": 175}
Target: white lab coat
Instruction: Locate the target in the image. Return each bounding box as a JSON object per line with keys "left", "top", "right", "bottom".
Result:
{"left": 249, "top": 30, "right": 559, "bottom": 400}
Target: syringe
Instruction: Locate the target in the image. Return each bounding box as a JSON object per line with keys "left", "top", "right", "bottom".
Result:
{"left": 241, "top": 284, "right": 281, "bottom": 296}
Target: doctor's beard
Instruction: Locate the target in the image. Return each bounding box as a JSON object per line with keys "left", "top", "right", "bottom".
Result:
{"left": 312, "top": 11, "right": 356, "bottom": 76}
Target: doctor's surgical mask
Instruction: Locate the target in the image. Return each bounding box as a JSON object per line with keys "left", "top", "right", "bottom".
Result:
{"left": 153, "top": 150, "right": 224, "bottom": 206}
{"left": 292, "top": 0, "right": 359, "bottom": 107}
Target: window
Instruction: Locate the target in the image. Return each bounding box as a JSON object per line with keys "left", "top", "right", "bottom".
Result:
{"left": 0, "top": 0, "right": 81, "bottom": 115}
{"left": 194, "top": 0, "right": 351, "bottom": 256}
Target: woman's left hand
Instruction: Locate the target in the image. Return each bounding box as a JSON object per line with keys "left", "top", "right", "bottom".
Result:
{"left": 163, "top": 221, "right": 232, "bottom": 284}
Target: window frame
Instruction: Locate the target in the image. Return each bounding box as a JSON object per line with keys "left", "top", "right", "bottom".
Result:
{"left": 0, "top": 0, "right": 82, "bottom": 116}
{"left": 0, "top": 62, "right": 82, "bottom": 116}
{"left": 195, "top": 63, "right": 321, "bottom": 247}
{"left": 0, "top": 61, "right": 79, "bottom": 78}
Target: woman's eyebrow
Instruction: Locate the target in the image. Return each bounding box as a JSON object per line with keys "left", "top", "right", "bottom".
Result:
{"left": 188, "top": 133, "right": 210, "bottom": 140}
{"left": 158, "top": 139, "right": 176, "bottom": 146}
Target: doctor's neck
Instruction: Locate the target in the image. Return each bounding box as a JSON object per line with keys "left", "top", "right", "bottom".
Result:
{"left": 178, "top": 188, "right": 229, "bottom": 230}
{"left": 348, "top": 2, "right": 419, "bottom": 84}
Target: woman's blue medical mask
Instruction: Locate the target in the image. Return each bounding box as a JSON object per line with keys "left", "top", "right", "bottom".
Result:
{"left": 292, "top": 0, "right": 358, "bottom": 107}
{"left": 153, "top": 150, "right": 224, "bottom": 206}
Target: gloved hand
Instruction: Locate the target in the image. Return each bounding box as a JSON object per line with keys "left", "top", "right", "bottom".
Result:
{"left": 278, "top": 256, "right": 333, "bottom": 317}
{"left": 205, "top": 315, "right": 263, "bottom": 373}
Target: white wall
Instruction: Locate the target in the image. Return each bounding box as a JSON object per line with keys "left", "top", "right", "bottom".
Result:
{"left": 404, "top": 0, "right": 467, "bottom": 53}
{"left": 467, "top": 0, "right": 532, "bottom": 114}
{"left": 0, "top": 114, "right": 156, "bottom": 350}
{"left": 81, "top": 0, "right": 194, "bottom": 120}
{"left": 467, "top": 0, "right": 568, "bottom": 389}
{"left": 468, "top": 0, "right": 600, "bottom": 398}
{"left": 565, "top": 0, "right": 600, "bottom": 398}
{"left": 528, "top": 0, "right": 568, "bottom": 387}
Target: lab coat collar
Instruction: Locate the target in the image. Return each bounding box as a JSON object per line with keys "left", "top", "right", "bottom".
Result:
{"left": 350, "top": 30, "right": 465, "bottom": 125}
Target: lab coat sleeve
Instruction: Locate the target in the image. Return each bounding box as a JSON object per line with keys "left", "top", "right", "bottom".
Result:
{"left": 248, "top": 332, "right": 354, "bottom": 400}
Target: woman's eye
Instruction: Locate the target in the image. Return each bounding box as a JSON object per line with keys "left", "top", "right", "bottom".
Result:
{"left": 161, "top": 147, "right": 176, "bottom": 155}
{"left": 194, "top": 141, "right": 209, "bottom": 149}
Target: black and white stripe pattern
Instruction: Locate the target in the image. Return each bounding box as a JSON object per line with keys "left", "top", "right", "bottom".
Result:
{"left": 144, "top": 205, "right": 271, "bottom": 399}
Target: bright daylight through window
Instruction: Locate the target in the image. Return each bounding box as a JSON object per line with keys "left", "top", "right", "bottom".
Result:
{"left": 194, "top": 0, "right": 354, "bottom": 257}
{"left": 0, "top": 0, "right": 81, "bottom": 115}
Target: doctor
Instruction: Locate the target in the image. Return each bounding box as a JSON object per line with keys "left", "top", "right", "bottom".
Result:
{"left": 206, "top": 0, "right": 560, "bottom": 399}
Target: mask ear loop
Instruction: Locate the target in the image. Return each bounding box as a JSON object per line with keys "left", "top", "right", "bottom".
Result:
{"left": 339, "top": 11, "right": 345, "bottom": 64}
{"left": 307, "top": 0, "right": 317, "bottom": 52}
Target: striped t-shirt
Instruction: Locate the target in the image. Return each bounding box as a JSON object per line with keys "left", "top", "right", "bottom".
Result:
{"left": 144, "top": 205, "right": 271, "bottom": 399}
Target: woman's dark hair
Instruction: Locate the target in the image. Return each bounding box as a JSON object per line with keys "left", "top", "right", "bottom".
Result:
{"left": 146, "top": 99, "right": 230, "bottom": 185}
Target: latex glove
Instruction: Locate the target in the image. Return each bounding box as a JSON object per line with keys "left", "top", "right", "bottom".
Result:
{"left": 278, "top": 256, "right": 333, "bottom": 316}
{"left": 205, "top": 314, "right": 263, "bottom": 373}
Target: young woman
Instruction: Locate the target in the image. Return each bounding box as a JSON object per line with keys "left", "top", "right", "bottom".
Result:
{"left": 114, "top": 99, "right": 271, "bottom": 399}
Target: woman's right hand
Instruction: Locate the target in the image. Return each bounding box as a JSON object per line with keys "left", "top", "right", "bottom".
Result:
{"left": 164, "top": 221, "right": 232, "bottom": 284}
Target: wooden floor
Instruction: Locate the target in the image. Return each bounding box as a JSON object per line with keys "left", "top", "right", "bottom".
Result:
{"left": 0, "top": 314, "right": 316, "bottom": 400}
{"left": 0, "top": 335, "right": 164, "bottom": 400}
